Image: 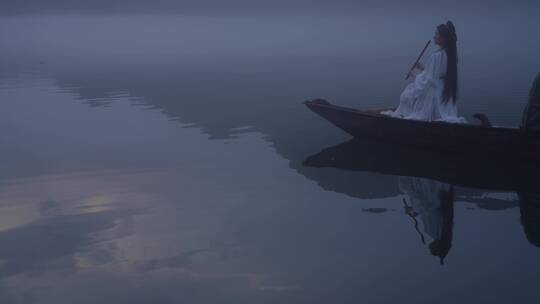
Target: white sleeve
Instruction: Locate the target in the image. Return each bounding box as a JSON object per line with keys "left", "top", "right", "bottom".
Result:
{"left": 412, "top": 52, "right": 443, "bottom": 99}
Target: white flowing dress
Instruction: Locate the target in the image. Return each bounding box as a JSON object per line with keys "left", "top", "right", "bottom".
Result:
{"left": 382, "top": 49, "right": 466, "bottom": 123}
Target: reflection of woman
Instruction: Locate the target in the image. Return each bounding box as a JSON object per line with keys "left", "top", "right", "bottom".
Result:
{"left": 383, "top": 21, "right": 465, "bottom": 123}
{"left": 400, "top": 177, "right": 455, "bottom": 264}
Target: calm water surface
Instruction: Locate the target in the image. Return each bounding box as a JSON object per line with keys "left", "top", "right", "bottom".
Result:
{"left": 1, "top": 10, "right": 540, "bottom": 303}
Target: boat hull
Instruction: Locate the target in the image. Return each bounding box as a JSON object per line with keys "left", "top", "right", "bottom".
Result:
{"left": 304, "top": 100, "right": 540, "bottom": 160}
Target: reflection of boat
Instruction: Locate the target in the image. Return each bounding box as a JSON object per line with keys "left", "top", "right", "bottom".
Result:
{"left": 303, "top": 99, "right": 540, "bottom": 160}
{"left": 303, "top": 139, "right": 540, "bottom": 249}
{"left": 519, "top": 193, "right": 540, "bottom": 248}
{"left": 303, "top": 138, "right": 540, "bottom": 192}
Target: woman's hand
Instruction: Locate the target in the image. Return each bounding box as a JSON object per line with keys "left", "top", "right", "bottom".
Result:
{"left": 415, "top": 62, "right": 425, "bottom": 71}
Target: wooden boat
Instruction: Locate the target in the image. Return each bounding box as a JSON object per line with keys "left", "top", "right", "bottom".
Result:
{"left": 304, "top": 99, "right": 540, "bottom": 160}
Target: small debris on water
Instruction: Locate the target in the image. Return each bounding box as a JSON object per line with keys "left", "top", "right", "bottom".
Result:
{"left": 362, "top": 208, "right": 388, "bottom": 213}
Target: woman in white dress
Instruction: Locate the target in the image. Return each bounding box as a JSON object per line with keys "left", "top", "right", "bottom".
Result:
{"left": 383, "top": 21, "right": 466, "bottom": 123}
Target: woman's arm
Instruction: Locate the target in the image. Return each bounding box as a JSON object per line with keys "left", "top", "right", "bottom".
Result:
{"left": 411, "top": 52, "right": 442, "bottom": 99}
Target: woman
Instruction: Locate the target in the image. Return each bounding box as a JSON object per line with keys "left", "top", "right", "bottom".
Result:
{"left": 383, "top": 21, "right": 466, "bottom": 123}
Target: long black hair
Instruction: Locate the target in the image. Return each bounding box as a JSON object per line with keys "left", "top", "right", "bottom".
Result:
{"left": 437, "top": 21, "right": 458, "bottom": 104}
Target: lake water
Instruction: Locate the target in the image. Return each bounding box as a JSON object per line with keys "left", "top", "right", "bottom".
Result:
{"left": 1, "top": 9, "right": 540, "bottom": 304}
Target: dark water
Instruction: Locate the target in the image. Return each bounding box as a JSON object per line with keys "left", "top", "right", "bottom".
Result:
{"left": 1, "top": 9, "right": 540, "bottom": 304}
